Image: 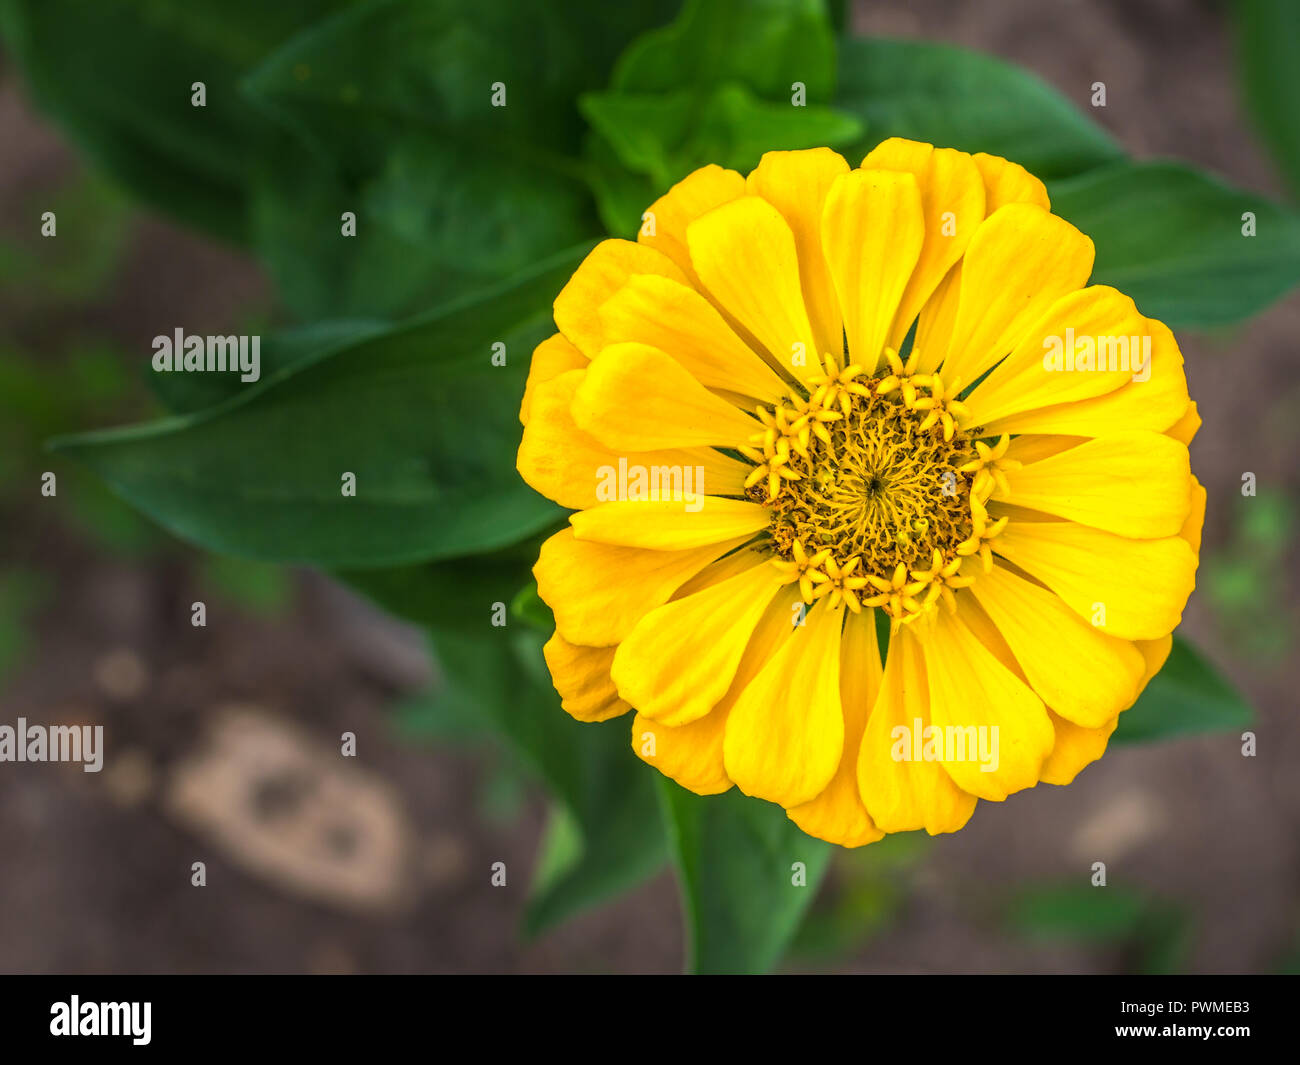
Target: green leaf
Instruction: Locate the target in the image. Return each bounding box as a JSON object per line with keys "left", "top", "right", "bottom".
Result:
{"left": 1232, "top": 0, "right": 1300, "bottom": 200}
{"left": 834, "top": 36, "right": 1123, "bottom": 180}
{"left": 584, "top": 131, "right": 662, "bottom": 237}
{"left": 50, "top": 246, "right": 587, "bottom": 568}
{"left": 657, "top": 780, "right": 831, "bottom": 973}
{"left": 340, "top": 536, "right": 550, "bottom": 636}
{"left": 523, "top": 754, "right": 666, "bottom": 937}
{"left": 610, "top": 0, "right": 838, "bottom": 101}
{"left": 1113, "top": 636, "right": 1253, "bottom": 744}
{"left": 245, "top": 0, "right": 679, "bottom": 160}
{"left": 1049, "top": 160, "right": 1300, "bottom": 327}
{"left": 509, "top": 581, "right": 554, "bottom": 632}
{"left": 246, "top": 122, "right": 597, "bottom": 320}
{"left": 0, "top": 0, "right": 353, "bottom": 241}
{"left": 148, "top": 318, "right": 389, "bottom": 415}
{"left": 240, "top": 0, "right": 679, "bottom": 318}
{"left": 580, "top": 0, "right": 850, "bottom": 238}
{"left": 582, "top": 83, "right": 862, "bottom": 193}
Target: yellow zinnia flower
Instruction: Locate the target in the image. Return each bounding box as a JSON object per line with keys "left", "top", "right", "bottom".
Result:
{"left": 517, "top": 138, "right": 1204, "bottom": 847}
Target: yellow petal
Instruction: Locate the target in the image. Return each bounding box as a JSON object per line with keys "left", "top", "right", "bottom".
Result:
{"left": 542, "top": 633, "right": 631, "bottom": 722}
{"left": 942, "top": 203, "right": 1094, "bottom": 386}
{"left": 520, "top": 333, "right": 586, "bottom": 425}
{"left": 923, "top": 607, "right": 1055, "bottom": 801}
{"left": 573, "top": 342, "right": 759, "bottom": 450}
{"left": 857, "top": 626, "right": 977, "bottom": 834}
{"left": 994, "top": 520, "right": 1198, "bottom": 640}
{"left": 1135, "top": 634, "right": 1173, "bottom": 695}
{"left": 996, "top": 431, "right": 1192, "bottom": 538}
{"left": 912, "top": 153, "right": 1048, "bottom": 373}
{"left": 911, "top": 265, "right": 962, "bottom": 374}
{"left": 639, "top": 164, "right": 747, "bottom": 286}
{"left": 972, "top": 151, "right": 1050, "bottom": 212}
{"left": 1181, "top": 476, "right": 1207, "bottom": 553}
{"left": 963, "top": 286, "right": 1145, "bottom": 426}
{"left": 633, "top": 585, "right": 803, "bottom": 795}
{"left": 1039, "top": 711, "right": 1117, "bottom": 785}
{"left": 554, "top": 238, "right": 687, "bottom": 358}
{"left": 953, "top": 589, "right": 1021, "bottom": 674}
{"left": 1166, "top": 399, "right": 1202, "bottom": 445}
{"left": 569, "top": 496, "right": 768, "bottom": 550}
{"left": 723, "top": 598, "right": 845, "bottom": 807}
{"left": 746, "top": 148, "right": 851, "bottom": 362}
{"left": 631, "top": 710, "right": 731, "bottom": 795}
{"left": 612, "top": 553, "right": 786, "bottom": 726}
{"left": 970, "top": 564, "right": 1146, "bottom": 728}
{"left": 954, "top": 588, "right": 1121, "bottom": 789}
{"left": 535, "top": 528, "right": 750, "bottom": 647}
{"left": 999, "top": 434, "right": 1084, "bottom": 465}
{"left": 985, "top": 317, "right": 1189, "bottom": 437}
{"left": 672, "top": 541, "right": 773, "bottom": 596}
{"left": 821, "top": 167, "right": 924, "bottom": 372}
{"left": 517, "top": 369, "right": 748, "bottom": 510}
{"left": 861, "top": 138, "right": 986, "bottom": 351}
{"left": 597, "top": 274, "right": 787, "bottom": 403}
{"left": 788, "top": 608, "right": 885, "bottom": 847}
{"left": 688, "top": 195, "right": 819, "bottom": 379}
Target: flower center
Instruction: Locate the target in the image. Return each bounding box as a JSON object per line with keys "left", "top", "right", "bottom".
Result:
{"left": 766, "top": 388, "right": 976, "bottom": 570}
{"left": 741, "top": 349, "right": 1005, "bottom": 623}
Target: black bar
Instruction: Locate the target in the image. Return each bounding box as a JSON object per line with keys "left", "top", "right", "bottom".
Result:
{"left": 0, "top": 975, "right": 1287, "bottom": 1052}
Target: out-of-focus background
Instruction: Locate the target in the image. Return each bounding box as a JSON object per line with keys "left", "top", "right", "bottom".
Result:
{"left": 1, "top": 0, "right": 1297, "bottom": 973}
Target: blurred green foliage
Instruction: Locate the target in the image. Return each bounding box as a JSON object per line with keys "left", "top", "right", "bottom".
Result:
{"left": 1233, "top": 0, "right": 1300, "bottom": 201}
{"left": 658, "top": 779, "right": 832, "bottom": 974}
{"left": 51, "top": 250, "right": 580, "bottom": 567}
{"left": 1114, "top": 636, "right": 1253, "bottom": 744}
{"left": 1006, "top": 884, "right": 1192, "bottom": 975}
{"left": 1049, "top": 162, "right": 1300, "bottom": 328}
{"left": 0, "top": 171, "right": 130, "bottom": 307}
{"left": 0, "top": 569, "right": 50, "bottom": 682}
{"left": 1203, "top": 488, "right": 1295, "bottom": 661}
{"left": 0, "top": 0, "right": 358, "bottom": 242}
{"left": 197, "top": 555, "right": 293, "bottom": 616}
{"left": 582, "top": 0, "right": 862, "bottom": 233}
{"left": 791, "top": 831, "right": 932, "bottom": 961}
{"left": 836, "top": 35, "right": 1124, "bottom": 179}
{"left": 237, "top": 0, "right": 644, "bottom": 318}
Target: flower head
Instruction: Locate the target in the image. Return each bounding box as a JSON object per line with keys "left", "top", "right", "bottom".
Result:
{"left": 518, "top": 140, "right": 1202, "bottom": 846}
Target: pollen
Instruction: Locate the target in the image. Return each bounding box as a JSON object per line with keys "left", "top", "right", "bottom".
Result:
{"left": 750, "top": 349, "right": 992, "bottom": 622}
